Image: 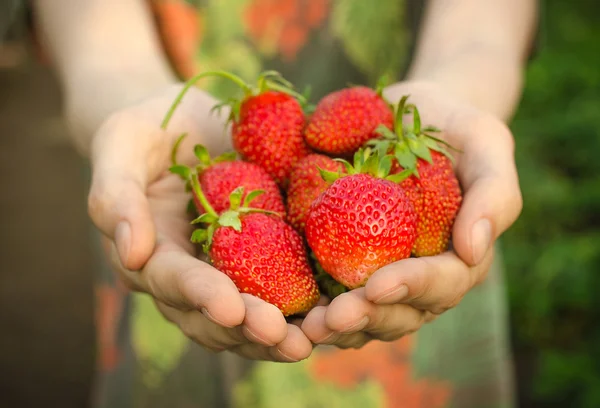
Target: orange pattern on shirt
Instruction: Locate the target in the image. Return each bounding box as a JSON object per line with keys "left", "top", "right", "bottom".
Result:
{"left": 311, "top": 336, "right": 452, "bottom": 408}
{"left": 243, "top": 0, "right": 330, "bottom": 61}
{"left": 151, "top": 0, "right": 202, "bottom": 79}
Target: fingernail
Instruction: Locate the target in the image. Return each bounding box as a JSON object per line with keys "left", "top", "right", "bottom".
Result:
{"left": 341, "top": 316, "right": 369, "bottom": 333}
{"left": 374, "top": 284, "right": 409, "bottom": 304}
{"left": 276, "top": 348, "right": 298, "bottom": 362}
{"left": 115, "top": 222, "right": 131, "bottom": 266}
{"left": 201, "top": 307, "right": 235, "bottom": 328}
{"left": 471, "top": 219, "right": 492, "bottom": 265}
{"left": 243, "top": 326, "right": 274, "bottom": 346}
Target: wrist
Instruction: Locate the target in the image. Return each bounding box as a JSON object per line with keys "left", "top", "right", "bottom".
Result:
{"left": 403, "top": 50, "right": 524, "bottom": 121}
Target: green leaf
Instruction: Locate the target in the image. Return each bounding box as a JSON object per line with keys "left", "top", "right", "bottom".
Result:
{"left": 353, "top": 149, "right": 365, "bottom": 172}
{"left": 333, "top": 158, "right": 354, "bottom": 175}
{"left": 408, "top": 139, "right": 433, "bottom": 163}
{"left": 424, "top": 133, "right": 463, "bottom": 153}
{"left": 191, "top": 212, "right": 218, "bottom": 225}
{"left": 407, "top": 103, "right": 421, "bottom": 133}
{"left": 386, "top": 168, "right": 414, "bottom": 183}
{"left": 377, "top": 154, "right": 393, "bottom": 178}
{"left": 361, "top": 149, "right": 379, "bottom": 176}
{"left": 394, "top": 95, "right": 410, "bottom": 136}
{"left": 194, "top": 144, "right": 212, "bottom": 166}
{"left": 169, "top": 165, "right": 191, "bottom": 180}
{"left": 190, "top": 228, "right": 208, "bottom": 244}
{"left": 218, "top": 210, "right": 242, "bottom": 232}
{"left": 374, "top": 140, "right": 391, "bottom": 160}
{"left": 429, "top": 143, "right": 456, "bottom": 164}
{"left": 394, "top": 142, "right": 417, "bottom": 170}
{"left": 228, "top": 187, "right": 245, "bottom": 210}
{"left": 213, "top": 151, "right": 237, "bottom": 163}
{"left": 243, "top": 189, "right": 265, "bottom": 207}
{"left": 204, "top": 224, "right": 216, "bottom": 253}
{"left": 423, "top": 125, "right": 441, "bottom": 133}
{"left": 319, "top": 167, "right": 343, "bottom": 183}
{"left": 374, "top": 124, "right": 397, "bottom": 140}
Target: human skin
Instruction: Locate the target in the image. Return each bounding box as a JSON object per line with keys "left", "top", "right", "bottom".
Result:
{"left": 34, "top": 0, "right": 537, "bottom": 357}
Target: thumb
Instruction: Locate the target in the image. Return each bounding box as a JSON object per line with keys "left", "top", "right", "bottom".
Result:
{"left": 87, "top": 113, "right": 162, "bottom": 271}
{"left": 451, "top": 118, "right": 523, "bottom": 267}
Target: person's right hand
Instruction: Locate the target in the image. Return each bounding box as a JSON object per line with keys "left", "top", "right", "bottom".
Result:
{"left": 87, "top": 84, "right": 313, "bottom": 362}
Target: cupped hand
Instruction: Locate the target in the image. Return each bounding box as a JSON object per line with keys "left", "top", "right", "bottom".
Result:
{"left": 88, "top": 85, "right": 312, "bottom": 362}
{"left": 302, "top": 80, "right": 523, "bottom": 349}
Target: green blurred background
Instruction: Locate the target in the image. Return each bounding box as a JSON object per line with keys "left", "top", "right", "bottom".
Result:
{"left": 1, "top": 0, "right": 599, "bottom": 407}
{"left": 504, "top": 1, "right": 600, "bottom": 406}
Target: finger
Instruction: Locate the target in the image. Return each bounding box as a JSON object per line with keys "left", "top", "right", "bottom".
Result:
{"left": 232, "top": 324, "right": 313, "bottom": 362}
{"left": 240, "top": 294, "right": 288, "bottom": 346}
{"left": 302, "top": 306, "right": 373, "bottom": 348}
{"left": 301, "top": 306, "right": 335, "bottom": 343}
{"left": 323, "top": 332, "right": 373, "bottom": 349}
{"left": 450, "top": 114, "right": 523, "bottom": 266}
{"left": 365, "top": 248, "right": 495, "bottom": 313}
{"left": 269, "top": 324, "right": 313, "bottom": 362}
{"left": 88, "top": 113, "right": 168, "bottom": 270}
{"left": 139, "top": 241, "right": 246, "bottom": 327}
{"left": 157, "top": 302, "right": 246, "bottom": 352}
{"left": 324, "top": 288, "right": 426, "bottom": 342}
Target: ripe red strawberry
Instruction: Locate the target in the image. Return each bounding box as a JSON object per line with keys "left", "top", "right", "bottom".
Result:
{"left": 161, "top": 69, "right": 311, "bottom": 187}
{"left": 368, "top": 95, "right": 463, "bottom": 257}
{"left": 168, "top": 140, "right": 285, "bottom": 216}
{"left": 304, "top": 86, "right": 394, "bottom": 156}
{"left": 190, "top": 183, "right": 320, "bottom": 316}
{"left": 232, "top": 90, "right": 311, "bottom": 187}
{"left": 198, "top": 160, "right": 285, "bottom": 215}
{"left": 397, "top": 151, "right": 461, "bottom": 256}
{"left": 210, "top": 213, "right": 319, "bottom": 316}
{"left": 286, "top": 154, "right": 344, "bottom": 233}
{"left": 305, "top": 150, "right": 417, "bottom": 289}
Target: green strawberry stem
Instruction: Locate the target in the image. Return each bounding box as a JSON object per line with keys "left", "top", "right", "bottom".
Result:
{"left": 171, "top": 132, "right": 188, "bottom": 167}
{"left": 188, "top": 183, "right": 281, "bottom": 251}
{"left": 161, "top": 70, "right": 252, "bottom": 130}
{"left": 190, "top": 173, "right": 218, "bottom": 218}
{"left": 161, "top": 70, "right": 306, "bottom": 131}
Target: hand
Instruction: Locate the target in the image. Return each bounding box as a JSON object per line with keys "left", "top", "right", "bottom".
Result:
{"left": 88, "top": 85, "right": 312, "bottom": 362}
{"left": 302, "top": 80, "right": 523, "bottom": 348}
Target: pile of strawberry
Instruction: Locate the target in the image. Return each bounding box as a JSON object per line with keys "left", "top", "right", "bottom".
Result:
{"left": 163, "top": 71, "right": 462, "bottom": 317}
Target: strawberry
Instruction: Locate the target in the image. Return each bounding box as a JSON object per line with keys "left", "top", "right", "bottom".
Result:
{"left": 232, "top": 89, "right": 311, "bottom": 187}
{"left": 286, "top": 153, "right": 344, "bottom": 233}
{"left": 168, "top": 139, "right": 285, "bottom": 216}
{"left": 189, "top": 182, "right": 320, "bottom": 316}
{"left": 305, "top": 150, "right": 417, "bottom": 289}
{"left": 162, "top": 70, "right": 311, "bottom": 188}
{"left": 198, "top": 161, "right": 285, "bottom": 215}
{"left": 304, "top": 86, "right": 394, "bottom": 156}
{"left": 368, "top": 96, "right": 462, "bottom": 256}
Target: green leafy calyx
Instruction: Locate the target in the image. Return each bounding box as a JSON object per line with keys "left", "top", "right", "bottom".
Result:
{"left": 167, "top": 134, "right": 237, "bottom": 192}
{"left": 319, "top": 148, "right": 401, "bottom": 183}
{"left": 188, "top": 179, "right": 281, "bottom": 253}
{"left": 366, "top": 95, "right": 461, "bottom": 178}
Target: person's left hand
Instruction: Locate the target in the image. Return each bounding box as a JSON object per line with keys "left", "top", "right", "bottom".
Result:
{"left": 301, "top": 80, "right": 523, "bottom": 348}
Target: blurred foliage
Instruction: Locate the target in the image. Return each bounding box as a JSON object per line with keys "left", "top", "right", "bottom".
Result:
{"left": 503, "top": 1, "right": 600, "bottom": 407}
{"left": 233, "top": 360, "right": 384, "bottom": 408}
